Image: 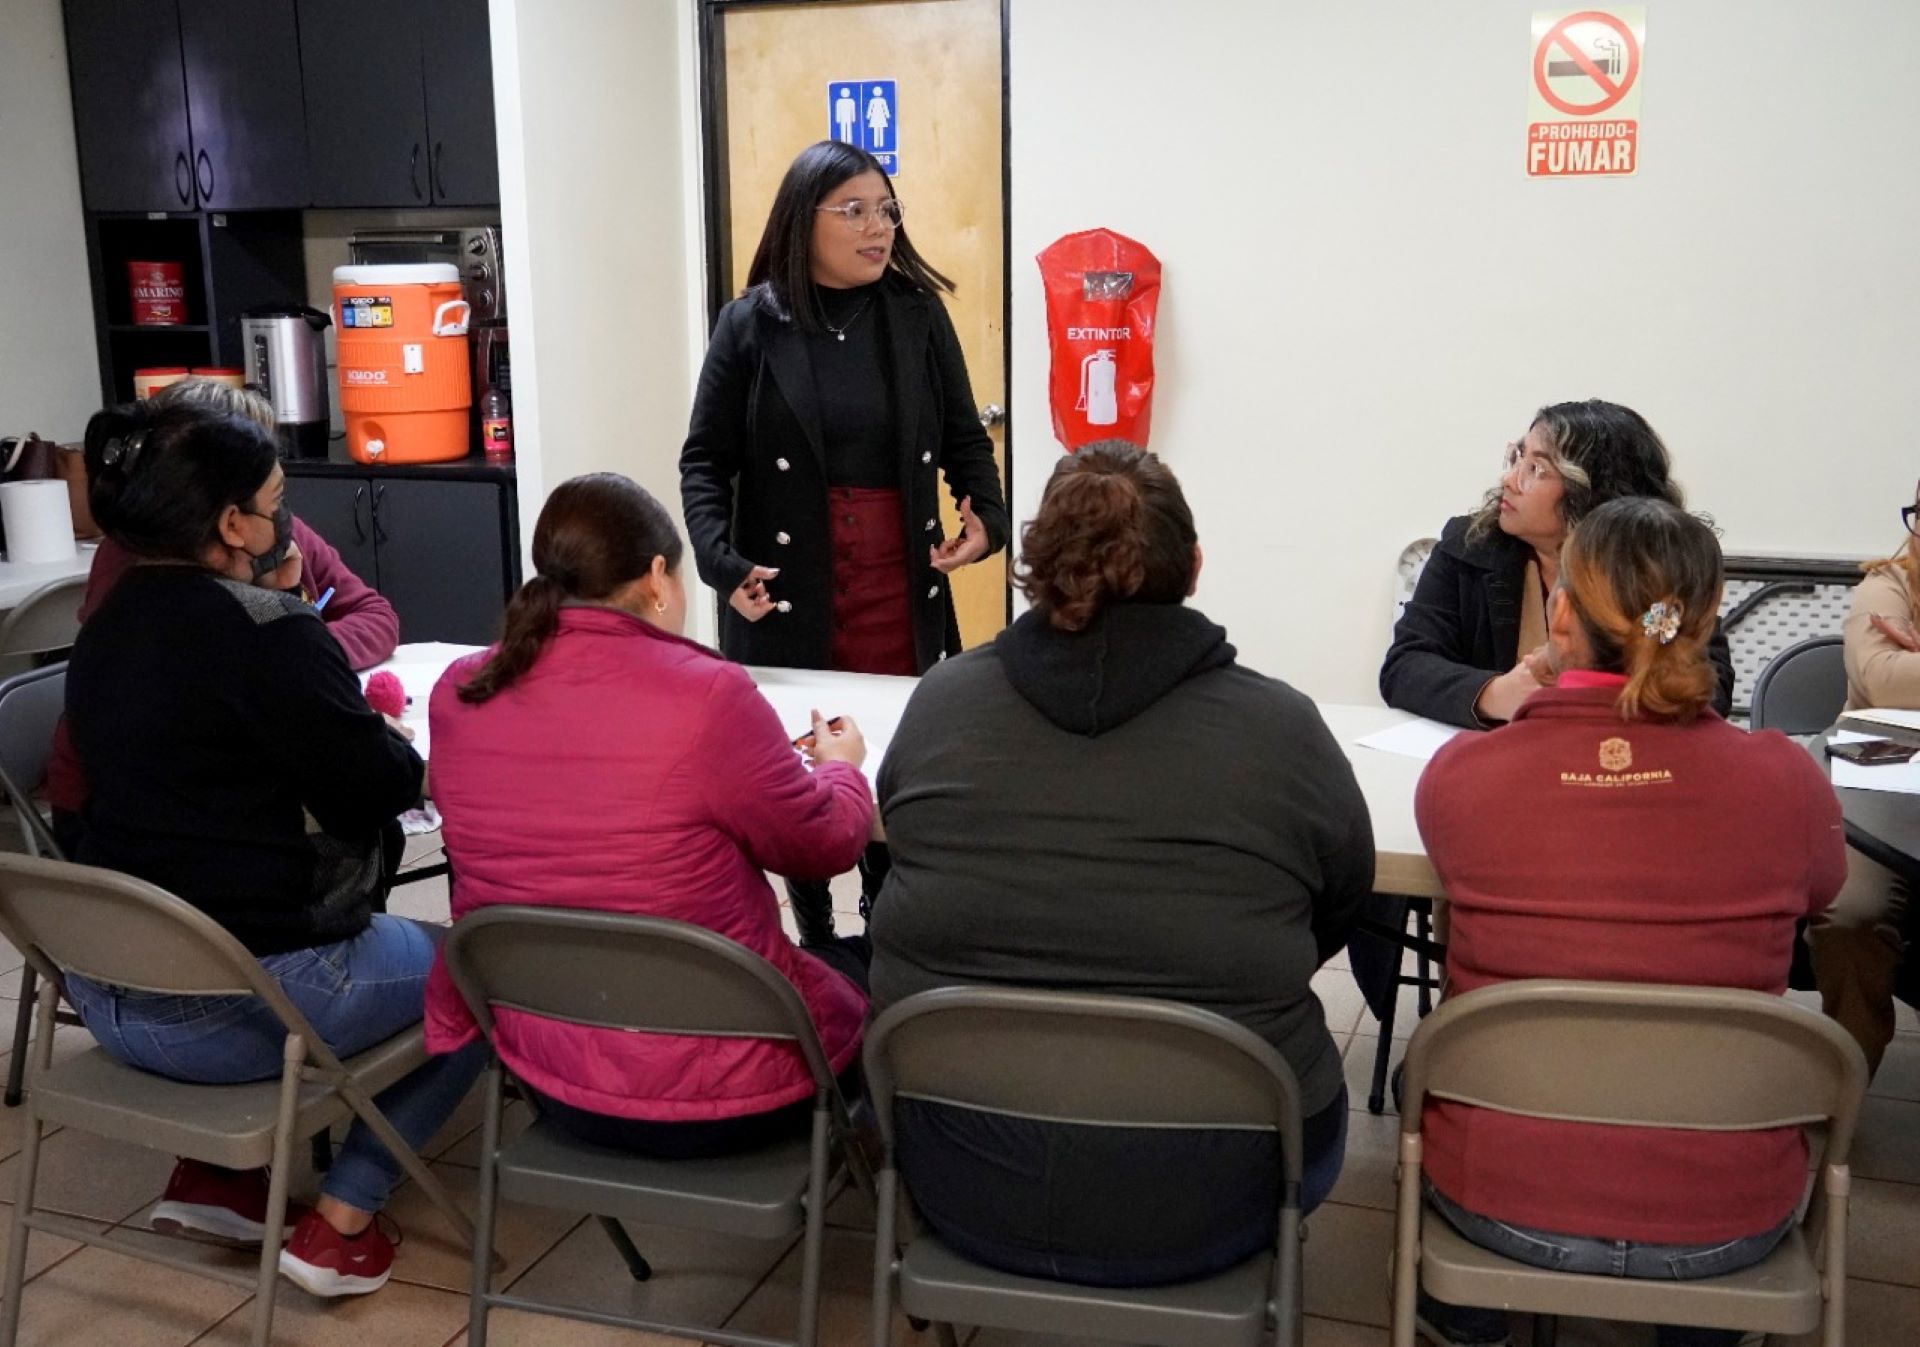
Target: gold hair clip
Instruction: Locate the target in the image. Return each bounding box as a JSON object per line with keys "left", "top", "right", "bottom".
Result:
{"left": 1641, "top": 599, "right": 1682, "bottom": 645}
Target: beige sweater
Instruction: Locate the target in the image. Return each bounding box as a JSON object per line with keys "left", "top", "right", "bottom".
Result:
{"left": 1843, "top": 564, "right": 1920, "bottom": 711}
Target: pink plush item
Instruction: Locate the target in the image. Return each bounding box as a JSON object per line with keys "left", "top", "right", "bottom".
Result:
{"left": 364, "top": 671, "right": 407, "bottom": 719}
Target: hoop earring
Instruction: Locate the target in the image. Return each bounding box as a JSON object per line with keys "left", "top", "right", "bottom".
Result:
{"left": 654, "top": 600, "right": 666, "bottom": 614}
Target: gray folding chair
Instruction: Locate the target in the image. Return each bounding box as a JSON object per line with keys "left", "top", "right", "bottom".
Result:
{"left": 442, "top": 904, "right": 868, "bottom": 1347}
{"left": 0, "top": 574, "right": 85, "bottom": 665}
{"left": 864, "top": 986, "right": 1308, "bottom": 1347}
{"left": 1750, "top": 635, "right": 1846, "bottom": 734}
{"left": 0, "top": 664, "right": 79, "bottom": 1106}
{"left": 1390, "top": 979, "right": 1865, "bottom": 1347}
{"left": 0, "top": 851, "right": 473, "bottom": 1347}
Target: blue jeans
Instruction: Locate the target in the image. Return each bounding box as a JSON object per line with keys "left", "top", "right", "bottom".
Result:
{"left": 1419, "top": 1180, "right": 1794, "bottom": 1347}
{"left": 64, "top": 915, "right": 485, "bottom": 1214}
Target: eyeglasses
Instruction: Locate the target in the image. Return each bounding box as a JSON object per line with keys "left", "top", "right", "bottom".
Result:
{"left": 816, "top": 198, "right": 904, "bottom": 231}
{"left": 1502, "top": 441, "right": 1561, "bottom": 492}
{"left": 1903, "top": 504, "right": 1919, "bottom": 537}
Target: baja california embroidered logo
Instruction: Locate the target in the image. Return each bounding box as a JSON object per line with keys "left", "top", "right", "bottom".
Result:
{"left": 1598, "top": 737, "right": 1633, "bottom": 772}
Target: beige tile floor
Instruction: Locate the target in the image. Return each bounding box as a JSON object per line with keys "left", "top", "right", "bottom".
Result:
{"left": 0, "top": 851, "right": 1910, "bottom": 1346}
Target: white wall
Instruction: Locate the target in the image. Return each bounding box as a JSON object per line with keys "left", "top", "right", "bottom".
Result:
{"left": 489, "top": 0, "right": 711, "bottom": 636}
{"left": 0, "top": 0, "right": 101, "bottom": 438}
{"left": 1008, "top": 0, "right": 1920, "bottom": 703}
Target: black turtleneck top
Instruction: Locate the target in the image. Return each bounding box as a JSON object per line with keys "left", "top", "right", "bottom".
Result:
{"left": 806, "top": 281, "right": 897, "bottom": 489}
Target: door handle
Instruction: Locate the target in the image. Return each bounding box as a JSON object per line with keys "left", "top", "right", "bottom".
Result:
{"left": 978, "top": 403, "right": 1006, "bottom": 429}
{"left": 372, "top": 483, "right": 389, "bottom": 544}
{"left": 351, "top": 485, "right": 368, "bottom": 544}
{"left": 431, "top": 142, "right": 445, "bottom": 201}
{"left": 195, "top": 149, "right": 213, "bottom": 203}
{"left": 174, "top": 151, "right": 193, "bottom": 206}
{"left": 409, "top": 143, "right": 423, "bottom": 200}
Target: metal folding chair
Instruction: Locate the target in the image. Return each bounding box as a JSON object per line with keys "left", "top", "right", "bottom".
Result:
{"left": 0, "top": 851, "right": 473, "bottom": 1347}
{"left": 865, "top": 985, "right": 1309, "bottom": 1347}
{"left": 1391, "top": 979, "right": 1865, "bottom": 1347}
{"left": 443, "top": 904, "right": 868, "bottom": 1347}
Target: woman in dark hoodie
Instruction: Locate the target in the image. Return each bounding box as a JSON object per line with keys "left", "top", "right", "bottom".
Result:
{"left": 868, "top": 441, "right": 1373, "bottom": 1287}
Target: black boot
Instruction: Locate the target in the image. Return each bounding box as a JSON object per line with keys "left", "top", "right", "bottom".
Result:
{"left": 786, "top": 877, "right": 838, "bottom": 947}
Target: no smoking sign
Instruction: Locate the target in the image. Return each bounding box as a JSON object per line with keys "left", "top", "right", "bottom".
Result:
{"left": 1527, "top": 7, "right": 1645, "bottom": 178}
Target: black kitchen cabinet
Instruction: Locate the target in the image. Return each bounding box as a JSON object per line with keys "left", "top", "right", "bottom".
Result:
{"left": 283, "top": 461, "right": 519, "bottom": 647}
{"left": 298, "top": 0, "right": 498, "bottom": 207}
{"left": 422, "top": 0, "right": 499, "bottom": 207}
{"left": 64, "top": 0, "right": 197, "bottom": 212}
{"left": 177, "top": 0, "right": 310, "bottom": 209}
{"left": 297, "top": 1, "right": 431, "bottom": 207}
{"left": 63, "top": 0, "right": 307, "bottom": 212}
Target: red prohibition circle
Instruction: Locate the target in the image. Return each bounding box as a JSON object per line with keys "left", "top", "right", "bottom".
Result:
{"left": 1533, "top": 11, "right": 1640, "bottom": 117}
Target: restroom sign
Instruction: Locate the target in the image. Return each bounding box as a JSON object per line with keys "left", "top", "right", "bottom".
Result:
{"left": 1527, "top": 8, "right": 1644, "bottom": 178}
{"left": 828, "top": 80, "right": 898, "bottom": 174}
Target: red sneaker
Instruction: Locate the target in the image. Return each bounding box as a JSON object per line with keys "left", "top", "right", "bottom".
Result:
{"left": 150, "top": 1160, "right": 286, "bottom": 1245}
{"left": 277, "top": 1208, "right": 397, "bottom": 1297}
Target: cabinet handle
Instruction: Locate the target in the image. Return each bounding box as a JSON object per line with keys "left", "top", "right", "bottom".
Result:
{"left": 431, "top": 142, "right": 445, "bottom": 201}
{"left": 409, "top": 143, "right": 423, "bottom": 201}
{"left": 174, "top": 151, "right": 193, "bottom": 206}
{"left": 373, "top": 483, "right": 389, "bottom": 544}
{"left": 352, "top": 485, "right": 368, "bottom": 543}
{"left": 195, "top": 149, "right": 213, "bottom": 204}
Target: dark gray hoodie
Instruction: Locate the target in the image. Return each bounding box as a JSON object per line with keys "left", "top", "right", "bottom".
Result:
{"left": 869, "top": 602, "right": 1374, "bottom": 1116}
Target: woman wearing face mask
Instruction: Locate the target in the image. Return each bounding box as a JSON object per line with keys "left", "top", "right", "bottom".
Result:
{"left": 425, "top": 475, "right": 874, "bottom": 1155}
{"left": 42, "top": 379, "right": 398, "bottom": 856}
{"left": 680, "top": 139, "right": 1010, "bottom": 947}
{"left": 61, "top": 400, "right": 483, "bottom": 1299}
{"left": 1381, "top": 400, "right": 1736, "bottom": 728}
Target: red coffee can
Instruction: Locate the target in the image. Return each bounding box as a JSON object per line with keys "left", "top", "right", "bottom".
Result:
{"left": 128, "top": 260, "right": 187, "bottom": 325}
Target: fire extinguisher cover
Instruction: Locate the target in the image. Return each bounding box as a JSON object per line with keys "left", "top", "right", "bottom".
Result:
{"left": 1036, "top": 229, "right": 1162, "bottom": 452}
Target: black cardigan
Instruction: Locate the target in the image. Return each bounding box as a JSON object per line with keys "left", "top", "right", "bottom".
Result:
{"left": 1380, "top": 514, "right": 1737, "bottom": 728}
{"left": 679, "top": 277, "right": 1010, "bottom": 673}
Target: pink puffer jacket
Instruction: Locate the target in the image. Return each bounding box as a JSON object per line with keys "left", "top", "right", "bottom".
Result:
{"left": 423, "top": 607, "right": 873, "bottom": 1120}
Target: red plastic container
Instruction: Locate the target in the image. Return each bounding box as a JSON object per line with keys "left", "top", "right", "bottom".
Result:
{"left": 129, "top": 260, "right": 187, "bottom": 326}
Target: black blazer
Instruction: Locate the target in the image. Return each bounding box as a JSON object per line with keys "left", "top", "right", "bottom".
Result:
{"left": 1380, "top": 514, "right": 1737, "bottom": 727}
{"left": 679, "top": 278, "right": 1009, "bottom": 673}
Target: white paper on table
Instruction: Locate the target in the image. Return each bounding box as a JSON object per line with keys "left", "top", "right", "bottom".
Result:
{"left": 359, "top": 642, "right": 486, "bottom": 763}
{"left": 1838, "top": 706, "right": 1920, "bottom": 734}
{"left": 1353, "top": 717, "right": 1462, "bottom": 763}
{"left": 1829, "top": 728, "right": 1920, "bottom": 794}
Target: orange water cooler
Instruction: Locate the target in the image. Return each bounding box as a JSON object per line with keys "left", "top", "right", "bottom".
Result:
{"left": 332, "top": 263, "right": 471, "bottom": 463}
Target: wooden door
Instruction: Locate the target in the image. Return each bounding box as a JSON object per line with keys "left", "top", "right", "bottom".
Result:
{"left": 297, "top": 0, "right": 431, "bottom": 207}
{"left": 714, "top": 0, "right": 1008, "bottom": 650}
{"left": 178, "top": 0, "right": 310, "bottom": 209}
{"left": 63, "top": 0, "right": 197, "bottom": 212}
{"left": 422, "top": 0, "right": 500, "bottom": 206}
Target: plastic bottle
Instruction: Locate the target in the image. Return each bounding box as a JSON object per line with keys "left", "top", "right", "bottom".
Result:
{"left": 480, "top": 386, "right": 513, "bottom": 461}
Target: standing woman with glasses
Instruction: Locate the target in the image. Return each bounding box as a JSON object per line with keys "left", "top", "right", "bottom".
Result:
{"left": 1821, "top": 484, "right": 1920, "bottom": 1076}
{"left": 1380, "top": 399, "right": 1736, "bottom": 729}
{"left": 680, "top": 139, "right": 1009, "bottom": 946}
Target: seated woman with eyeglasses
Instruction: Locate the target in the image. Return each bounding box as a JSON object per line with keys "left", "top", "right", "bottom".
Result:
{"left": 1821, "top": 485, "right": 1920, "bottom": 1077}
{"left": 61, "top": 401, "right": 482, "bottom": 1299}
{"left": 1381, "top": 400, "right": 1735, "bottom": 729}
{"left": 1412, "top": 497, "right": 1845, "bottom": 1347}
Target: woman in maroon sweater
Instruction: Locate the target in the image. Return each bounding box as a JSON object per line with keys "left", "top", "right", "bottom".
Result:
{"left": 1412, "top": 497, "right": 1845, "bottom": 1347}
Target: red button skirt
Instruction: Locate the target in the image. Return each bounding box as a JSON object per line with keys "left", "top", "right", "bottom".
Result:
{"left": 829, "top": 486, "right": 918, "bottom": 676}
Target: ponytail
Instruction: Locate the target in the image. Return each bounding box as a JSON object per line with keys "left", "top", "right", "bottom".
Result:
{"left": 1016, "top": 441, "right": 1196, "bottom": 632}
{"left": 453, "top": 473, "right": 685, "bottom": 702}
{"left": 1559, "top": 497, "right": 1723, "bottom": 724}
{"left": 456, "top": 574, "right": 565, "bottom": 703}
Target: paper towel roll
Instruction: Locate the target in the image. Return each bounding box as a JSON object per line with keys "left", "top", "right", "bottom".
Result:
{"left": 1, "top": 480, "right": 77, "bottom": 565}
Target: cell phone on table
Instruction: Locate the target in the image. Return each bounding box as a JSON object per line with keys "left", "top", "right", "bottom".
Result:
{"left": 792, "top": 717, "right": 846, "bottom": 751}
{"left": 1829, "top": 738, "right": 1917, "bottom": 767}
